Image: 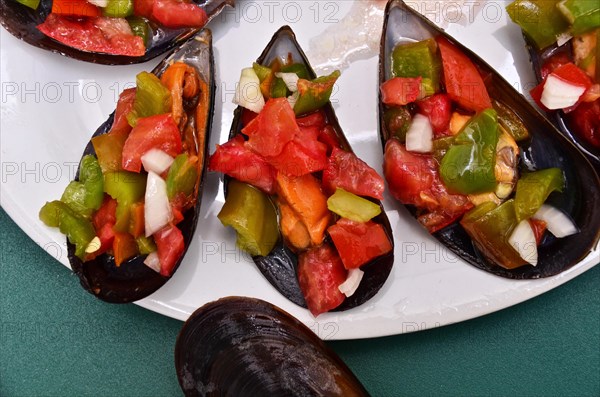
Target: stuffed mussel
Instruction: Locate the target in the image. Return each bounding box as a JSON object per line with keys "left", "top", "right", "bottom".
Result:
{"left": 38, "top": 29, "right": 215, "bottom": 302}
{"left": 506, "top": 0, "right": 599, "bottom": 170}
{"left": 175, "top": 297, "right": 370, "bottom": 397}
{"left": 379, "top": 0, "right": 599, "bottom": 279}
{"left": 0, "top": 0, "right": 232, "bottom": 64}
{"left": 209, "top": 26, "right": 394, "bottom": 316}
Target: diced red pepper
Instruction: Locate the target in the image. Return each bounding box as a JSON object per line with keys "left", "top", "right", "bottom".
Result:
{"left": 129, "top": 202, "right": 145, "bottom": 238}
{"left": 528, "top": 218, "right": 547, "bottom": 246}
{"left": 154, "top": 225, "right": 184, "bottom": 277}
{"left": 417, "top": 93, "right": 452, "bottom": 137}
{"left": 113, "top": 232, "right": 139, "bottom": 266}
{"left": 51, "top": 0, "right": 101, "bottom": 17}
{"left": 322, "top": 147, "right": 384, "bottom": 200}
{"left": 208, "top": 135, "right": 277, "bottom": 195}
{"left": 110, "top": 88, "right": 137, "bottom": 136}
{"left": 380, "top": 77, "right": 423, "bottom": 106}
{"left": 328, "top": 219, "right": 392, "bottom": 270}
{"left": 297, "top": 244, "right": 347, "bottom": 316}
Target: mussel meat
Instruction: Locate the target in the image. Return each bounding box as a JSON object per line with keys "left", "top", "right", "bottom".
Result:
{"left": 0, "top": 0, "right": 232, "bottom": 64}
{"left": 39, "top": 29, "right": 215, "bottom": 302}
{"left": 211, "top": 26, "right": 394, "bottom": 314}
{"left": 175, "top": 297, "right": 370, "bottom": 397}
{"left": 379, "top": 0, "right": 600, "bottom": 279}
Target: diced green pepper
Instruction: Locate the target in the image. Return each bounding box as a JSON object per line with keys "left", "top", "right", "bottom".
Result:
{"left": 440, "top": 109, "right": 499, "bottom": 195}
{"left": 557, "top": 0, "right": 600, "bottom": 35}
{"left": 293, "top": 70, "right": 340, "bottom": 116}
{"left": 103, "top": 0, "right": 133, "bottom": 18}
{"left": 103, "top": 171, "right": 147, "bottom": 232}
{"left": 460, "top": 199, "right": 527, "bottom": 270}
{"left": 493, "top": 100, "right": 530, "bottom": 142}
{"left": 384, "top": 106, "right": 412, "bottom": 142}
{"left": 79, "top": 155, "right": 104, "bottom": 210}
{"left": 39, "top": 201, "right": 96, "bottom": 260}
{"left": 166, "top": 154, "right": 198, "bottom": 200}
{"left": 391, "top": 38, "right": 441, "bottom": 92}
{"left": 136, "top": 235, "right": 157, "bottom": 255}
{"left": 15, "top": 0, "right": 39, "bottom": 9}
{"left": 126, "top": 72, "right": 172, "bottom": 127}
{"left": 327, "top": 188, "right": 381, "bottom": 222}
{"left": 127, "top": 17, "right": 149, "bottom": 45}
{"left": 514, "top": 168, "right": 564, "bottom": 222}
{"left": 61, "top": 181, "right": 93, "bottom": 218}
{"left": 280, "top": 63, "right": 310, "bottom": 80}
{"left": 506, "top": 0, "right": 570, "bottom": 49}
{"left": 270, "top": 77, "right": 289, "bottom": 98}
{"left": 252, "top": 62, "right": 272, "bottom": 82}
{"left": 218, "top": 180, "right": 279, "bottom": 257}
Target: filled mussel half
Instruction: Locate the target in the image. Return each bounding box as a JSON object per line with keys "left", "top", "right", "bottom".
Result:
{"left": 379, "top": 0, "right": 599, "bottom": 279}
{"left": 175, "top": 297, "right": 370, "bottom": 397}
{"left": 38, "top": 29, "right": 215, "bottom": 302}
{"left": 0, "top": 0, "right": 232, "bottom": 64}
{"left": 209, "top": 26, "right": 394, "bottom": 315}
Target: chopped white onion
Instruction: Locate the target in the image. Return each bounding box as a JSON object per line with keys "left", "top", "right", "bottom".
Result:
{"left": 233, "top": 67, "right": 265, "bottom": 114}
{"left": 540, "top": 74, "right": 586, "bottom": 110}
{"left": 144, "top": 171, "right": 173, "bottom": 237}
{"left": 556, "top": 32, "right": 573, "bottom": 47}
{"left": 338, "top": 268, "right": 364, "bottom": 297}
{"left": 144, "top": 252, "right": 161, "bottom": 273}
{"left": 87, "top": 0, "right": 108, "bottom": 7}
{"left": 533, "top": 204, "right": 579, "bottom": 238}
{"left": 405, "top": 114, "right": 433, "bottom": 153}
{"left": 275, "top": 72, "right": 300, "bottom": 92}
{"left": 141, "top": 149, "right": 174, "bottom": 175}
{"left": 508, "top": 220, "right": 538, "bottom": 266}
{"left": 287, "top": 91, "right": 299, "bottom": 109}
{"left": 85, "top": 236, "right": 101, "bottom": 254}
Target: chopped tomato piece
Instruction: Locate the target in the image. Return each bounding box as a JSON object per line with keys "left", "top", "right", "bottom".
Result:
{"left": 110, "top": 88, "right": 137, "bottom": 136}
{"left": 296, "top": 110, "right": 327, "bottom": 128}
{"left": 154, "top": 225, "right": 184, "bottom": 277}
{"left": 151, "top": 0, "right": 208, "bottom": 29}
{"left": 317, "top": 125, "right": 342, "bottom": 155}
{"left": 566, "top": 99, "right": 600, "bottom": 148}
{"left": 436, "top": 36, "right": 492, "bottom": 112}
{"left": 244, "top": 98, "right": 300, "bottom": 157}
{"left": 541, "top": 52, "right": 572, "bottom": 80}
{"left": 134, "top": 0, "right": 154, "bottom": 18}
{"left": 322, "top": 147, "right": 384, "bottom": 200}
{"left": 113, "top": 232, "right": 139, "bottom": 266}
{"left": 531, "top": 63, "right": 593, "bottom": 113}
{"left": 380, "top": 77, "right": 423, "bottom": 106}
{"left": 241, "top": 109, "right": 259, "bottom": 128}
{"left": 417, "top": 93, "right": 452, "bottom": 136}
{"left": 528, "top": 218, "right": 547, "bottom": 246}
{"left": 171, "top": 206, "right": 184, "bottom": 226}
{"left": 208, "top": 135, "right": 277, "bottom": 194}
{"left": 122, "top": 114, "right": 182, "bottom": 173}
{"left": 266, "top": 139, "right": 327, "bottom": 176}
{"left": 328, "top": 219, "right": 392, "bottom": 269}
{"left": 51, "top": 0, "right": 101, "bottom": 17}
{"left": 297, "top": 244, "right": 347, "bottom": 316}
{"left": 92, "top": 196, "right": 117, "bottom": 231}
{"left": 37, "top": 15, "right": 145, "bottom": 57}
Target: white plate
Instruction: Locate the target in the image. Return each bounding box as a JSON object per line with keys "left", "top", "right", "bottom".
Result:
{"left": 1, "top": 0, "right": 597, "bottom": 340}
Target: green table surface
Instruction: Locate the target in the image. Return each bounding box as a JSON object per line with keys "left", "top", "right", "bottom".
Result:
{"left": 1, "top": 206, "right": 598, "bottom": 396}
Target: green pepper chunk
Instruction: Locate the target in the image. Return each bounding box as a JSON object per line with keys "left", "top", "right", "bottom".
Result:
{"left": 432, "top": 136, "right": 456, "bottom": 162}
{"left": 218, "top": 180, "right": 279, "bottom": 257}
{"left": 61, "top": 181, "right": 93, "bottom": 218}
{"left": 270, "top": 77, "right": 289, "bottom": 98}
{"left": 514, "top": 168, "right": 564, "bottom": 222}
{"left": 558, "top": 0, "right": 600, "bottom": 35}
{"left": 294, "top": 70, "right": 340, "bottom": 116}
{"left": 327, "top": 188, "right": 381, "bottom": 222}
{"left": 103, "top": 0, "right": 133, "bottom": 17}
{"left": 39, "top": 201, "right": 96, "bottom": 260}
{"left": 136, "top": 235, "right": 157, "bottom": 255}
{"left": 391, "top": 38, "right": 441, "bottom": 92}
{"left": 103, "top": 171, "right": 147, "bottom": 232}
{"left": 507, "top": 0, "right": 570, "bottom": 49}
{"left": 15, "top": 0, "right": 39, "bottom": 9}
{"left": 280, "top": 63, "right": 310, "bottom": 80}
{"left": 493, "top": 100, "right": 530, "bottom": 142}
{"left": 460, "top": 199, "right": 526, "bottom": 270}
{"left": 384, "top": 106, "right": 412, "bottom": 142}
{"left": 59, "top": 155, "right": 104, "bottom": 218}
{"left": 127, "top": 72, "right": 172, "bottom": 127}
{"left": 166, "top": 154, "right": 198, "bottom": 200}
{"left": 440, "top": 109, "right": 499, "bottom": 195}
{"left": 127, "top": 17, "right": 149, "bottom": 45}
{"left": 252, "top": 62, "right": 272, "bottom": 82}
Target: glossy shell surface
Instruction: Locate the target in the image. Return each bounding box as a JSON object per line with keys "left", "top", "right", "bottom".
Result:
{"left": 225, "top": 26, "right": 394, "bottom": 310}
{"left": 0, "top": 0, "right": 232, "bottom": 64}
{"left": 68, "top": 29, "right": 215, "bottom": 302}
{"left": 379, "top": 0, "right": 600, "bottom": 279}
{"left": 175, "top": 297, "right": 370, "bottom": 397}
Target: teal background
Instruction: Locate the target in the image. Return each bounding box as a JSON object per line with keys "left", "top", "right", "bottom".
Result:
{"left": 1, "top": 207, "right": 598, "bottom": 396}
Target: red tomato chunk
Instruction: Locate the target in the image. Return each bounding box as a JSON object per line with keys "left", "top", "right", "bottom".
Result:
{"left": 328, "top": 219, "right": 392, "bottom": 269}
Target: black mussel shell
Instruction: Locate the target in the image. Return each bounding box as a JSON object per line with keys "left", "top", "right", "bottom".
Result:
{"left": 0, "top": 0, "right": 233, "bottom": 64}
{"left": 379, "top": 0, "right": 600, "bottom": 279}
{"left": 68, "top": 29, "right": 215, "bottom": 302}
{"left": 175, "top": 297, "right": 370, "bottom": 397}
{"left": 226, "top": 26, "right": 394, "bottom": 310}
{"left": 524, "top": 37, "right": 600, "bottom": 171}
